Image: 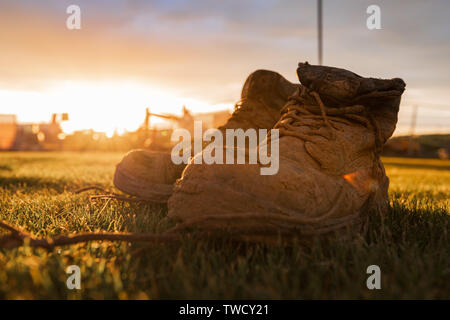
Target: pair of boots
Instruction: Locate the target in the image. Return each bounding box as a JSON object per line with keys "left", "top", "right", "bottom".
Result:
{"left": 114, "top": 62, "right": 405, "bottom": 240}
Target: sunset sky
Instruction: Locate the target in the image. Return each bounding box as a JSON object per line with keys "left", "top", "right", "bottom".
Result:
{"left": 0, "top": 0, "right": 449, "bottom": 135}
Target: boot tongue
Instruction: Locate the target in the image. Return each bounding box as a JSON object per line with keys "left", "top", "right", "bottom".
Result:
{"left": 296, "top": 62, "right": 406, "bottom": 142}
{"left": 296, "top": 62, "right": 405, "bottom": 108}
{"left": 241, "top": 69, "right": 299, "bottom": 107}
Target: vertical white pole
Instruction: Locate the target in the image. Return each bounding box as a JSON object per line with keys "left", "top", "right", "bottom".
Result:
{"left": 318, "top": 0, "right": 323, "bottom": 65}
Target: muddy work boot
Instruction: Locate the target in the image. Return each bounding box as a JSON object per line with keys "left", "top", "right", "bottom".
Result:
{"left": 113, "top": 70, "right": 299, "bottom": 201}
{"left": 167, "top": 62, "right": 406, "bottom": 240}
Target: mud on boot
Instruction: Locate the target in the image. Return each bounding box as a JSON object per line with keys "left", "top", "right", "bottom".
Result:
{"left": 167, "top": 63, "right": 406, "bottom": 241}
{"left": 113, "top": 70, "right": 299, "bottom": 201}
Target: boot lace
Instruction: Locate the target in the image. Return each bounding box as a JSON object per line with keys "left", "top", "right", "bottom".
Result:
{"left": 271, "top": 86, "right": 384, "bottom": 154}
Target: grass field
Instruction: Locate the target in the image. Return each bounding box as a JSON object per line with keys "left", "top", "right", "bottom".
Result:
{"left": 0, "top": 152, "right": 449, "bottom": 299}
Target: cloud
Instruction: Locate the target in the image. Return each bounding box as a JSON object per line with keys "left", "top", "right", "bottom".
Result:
{"left": 0, "top": 0, "right": 318, "bottom": 103}
{"left": 0, "top": 0, "right": 449, "bottom": 134}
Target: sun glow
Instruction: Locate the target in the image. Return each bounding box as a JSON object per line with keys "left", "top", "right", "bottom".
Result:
{"left": 0, "top": 81, "right": 232, "bottom": 136}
